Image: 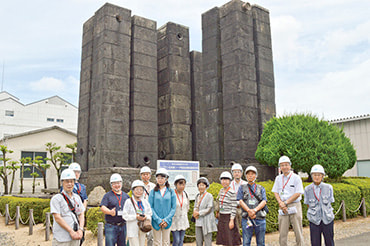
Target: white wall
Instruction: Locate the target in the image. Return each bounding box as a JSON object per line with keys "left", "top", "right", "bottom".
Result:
{"left": 0, "top": 128, "right": 76, "bottom": 194}
{"left": 0, "top": 92, "right": 77, "bottom": 138}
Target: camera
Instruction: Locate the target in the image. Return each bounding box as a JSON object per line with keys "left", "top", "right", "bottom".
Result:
{"left": 73, "top": 222, "right": 78, "bottom": 231}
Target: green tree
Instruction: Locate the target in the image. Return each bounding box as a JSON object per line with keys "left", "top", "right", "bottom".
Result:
{"left": 0, "top": 145, "right": 13, "bottom": 194}
{"left": 19, "top": 157, "right": 32, "bottom": 194}
{"left": 8, "top": 161, "right": 20, "bottom": 194}
{"left": 33, "top": 155, "right": 50, "bottom": 189}
{"left": 66, "top": 142, "right": 77, "bottom": 162}
{"left": 45, "top": 142, "right": 71, "bottom": 186}
{"left": 255, "top": 114, "right": 356, "bottom": 179}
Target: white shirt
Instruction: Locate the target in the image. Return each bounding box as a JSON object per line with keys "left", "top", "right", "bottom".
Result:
{"left": 143, "top": 181, "right": 155, "bottom": 200}
{"left": 50, "top": 191, "right": 85, "bottom": 242}
{"left": 272, "top": 171, "right": 304, "bottom": 203}
{"left": 230, "top": 179, "right": 247, "bottom": 193}
{"left": 122, "top": 197, "right": 152, "bottom": 238}
{"left": 171, "top": 191, "right": 190, "bottom": 231}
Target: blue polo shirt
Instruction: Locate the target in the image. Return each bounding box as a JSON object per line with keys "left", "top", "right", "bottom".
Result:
{"left": 100, "top": 190, "right": 130, "bottom": 224}
{"left": 60, "top": 182, "right": 88, "bottom": 203}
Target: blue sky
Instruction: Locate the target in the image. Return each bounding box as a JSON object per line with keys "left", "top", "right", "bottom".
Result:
{"left": 1, "top": 0, "right": 369, "bottom": 120}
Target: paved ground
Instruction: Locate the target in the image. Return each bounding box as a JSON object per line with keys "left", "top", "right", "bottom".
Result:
{"left": 335, "top": 232, "right": 370, "bottom": 246}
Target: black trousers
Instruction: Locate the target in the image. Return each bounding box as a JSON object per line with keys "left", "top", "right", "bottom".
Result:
{"left": 309, "top": 220, "right": 334, "bottom": 246}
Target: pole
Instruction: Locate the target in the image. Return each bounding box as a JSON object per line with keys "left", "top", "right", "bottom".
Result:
{"left": 5, "top": 204, "right": 9, "bottom": 225}
{"left": 97, "top": 222, "right": 104, "bottom": 246}
{"left": 15, "top": 206, "right": 20, "bottom": 229}
{"left": 45, "top": 212, "right": 50, "bottom": 241}
{"left": 29, "top": 209, "right": 34, "bottom": 235}
{"left": 362, "top": 198, "right": 367, "bottom": 218}
{"left": 342, "top": 200, "right": 346, "bottom": 222}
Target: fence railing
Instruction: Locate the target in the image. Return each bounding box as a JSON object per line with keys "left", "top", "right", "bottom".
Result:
{"left": 0, "top": 197, "right": 368, "bottom": 243}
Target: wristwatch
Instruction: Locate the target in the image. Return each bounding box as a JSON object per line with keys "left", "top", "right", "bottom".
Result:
{"left": 79, "top": 227, "right": 84, "bottom": 232}
{"left": 253, "top": 208, "right": 257, "bottom": 212}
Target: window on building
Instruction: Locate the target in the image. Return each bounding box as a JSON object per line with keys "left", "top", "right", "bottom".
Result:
{"left": 62, "top": 153, "right": 73, "bottom": 164}
{"left": 20, "top": 151, "right": 47, "bottom": 178}
{"left": 47, "top": 118, "right": 54, "bottom": 122}
{"left": 56, "top": 119, "right": 64, "bottom": 123}
{"left": 5, "top": 110, "right": 14, "bottom": 117}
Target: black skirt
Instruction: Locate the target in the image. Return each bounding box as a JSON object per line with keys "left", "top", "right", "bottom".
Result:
{"left": 216, "top": 213, "right": 242, "bottom": 246}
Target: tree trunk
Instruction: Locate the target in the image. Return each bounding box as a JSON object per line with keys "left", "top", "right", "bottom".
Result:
{"left": 32, "top": 176, "right": 36, "bottom": 194}
{"left": 9, "top": 171, "right": 15, "bottom": 194}
{"left": 2, "top": 176, "right": 8, "bottom": 195}
{"left": 43, "top": 172, "right": 47, "bottom": 189}
{"left": 20, "top": 164, "right": 24, "bottom": 194}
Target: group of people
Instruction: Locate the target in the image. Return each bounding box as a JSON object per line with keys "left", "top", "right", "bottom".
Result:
{"left": 50, "top": 156, "right": 336, "bottom": 246}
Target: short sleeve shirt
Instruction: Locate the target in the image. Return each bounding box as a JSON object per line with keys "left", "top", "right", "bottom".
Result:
{"left": 100, "top": 190, "right": 130, "bottom": 224}
{"left": 50, "top": 191, "right": 85, "bottom": 242}
{"left": 272, "top": 171, "right": 304, "bottom": 202}
{"left": 73, "top": 182, "right": 88, "bottom": 202}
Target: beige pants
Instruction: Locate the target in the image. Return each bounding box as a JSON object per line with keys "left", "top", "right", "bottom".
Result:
{"left": 153, "top": 227, "right": 171, "bottom": 246}
{"left": 52, "top": 238, "right": 80, "bottom": 246}
{"left": 278, "top": 202, "right": 304, "bottom": 246}
{"left": 128, "top": 229, "right": 147, "bottom": 246}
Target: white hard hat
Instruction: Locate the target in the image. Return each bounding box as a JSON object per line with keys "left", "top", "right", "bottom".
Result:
{"left": 69, "top": 162, "right": 81, "bottom": 172}
{"left": 174, "top": 175, "right": 186, "bottom": 184}
{"left": 131, "top": 180, "right": 145, "bottom": 190}
{"left": 140, "top": 166, "right": 152, "bottom": 174}
{"left": 311, "top": 164, "right": 325, "bottom": 175}
{"left": 110, "top": 173, "right": 123, "bottom": 183}
{"left": 279, "top": 156, "right": 291, "bottom": 166}
{"left": 197, "top": 177, "right": 210, "bottom": 187}
{"left": 219, "top": 171, "right": 232, "bottom": 180}
{"left": 61, "top": 169, "right": 76, "bottom": 181}
{"left": 245, "top": 166, "right": 258, "bottom": 177}
{"left": 156, "top": 168, "right": 169, "bottom": 178}
{"left": 231, "top": 163, "right": 243, "bottom": 172}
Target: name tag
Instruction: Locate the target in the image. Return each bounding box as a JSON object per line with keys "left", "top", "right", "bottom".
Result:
{"left": 220, "top": 207, "right": 225, "bottom": 212}
{"left": 136, "top": 209, "right": 143, "bottom": 214}
{"left": 117, "top": 210, "right": 123, "bottom": 216}
{"left": 248, "top": 200, "right": 256, "bottom": 206}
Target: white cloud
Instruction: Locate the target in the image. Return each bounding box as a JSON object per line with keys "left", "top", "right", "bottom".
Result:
{"left": 29, "top": 76, "right": 79, "bottom": 93}
{"left": 277, "top": 59, "right": 370, "bottom": 120}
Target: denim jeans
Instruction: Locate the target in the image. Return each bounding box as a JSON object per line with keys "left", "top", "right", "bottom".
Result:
{"left": 242, "top": 218, "right": 266, "bottom": 246}
{"left": 105, "top": 223, "right": 127, "bottom": 246}
{"left": 172, "top": 230, "right": 185, "bottom": 246}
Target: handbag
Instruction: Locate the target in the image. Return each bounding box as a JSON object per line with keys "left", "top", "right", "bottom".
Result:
{"left": 130, "top": 198, "right": 152, "bottom": 232}
{"left": 247, "top": 184, "right": 269, "bottom": 214}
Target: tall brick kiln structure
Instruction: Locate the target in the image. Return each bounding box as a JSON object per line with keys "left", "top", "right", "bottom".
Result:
{"left": 77, "top": 0, "right": 276, "bottom": 185}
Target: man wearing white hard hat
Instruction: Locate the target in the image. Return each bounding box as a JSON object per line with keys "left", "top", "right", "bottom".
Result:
{"left": 50, "top": 169, "right": 85, "bottom": 246}
{"left": 139, "top": 166, "right": 155, "bottom": 246}
{"left": 272, "top": 156, "right": 304, "bottom": 246}
{"left": 100, "top": 173, "right": 130, "bottom": 246}
{"left": 230, "top": 163, "right": 247, "bottom": 228}
{"left": 237, "top": 166, "right": 267, "bottom": 246}
{"left": 304, "top": 164, "right": 335, "bottom": 246}
{"left": 68, "top": 162, "right": 88, "bottom": 209}
{"left": 122, "top": 180, "right": 153, "bottom": 246}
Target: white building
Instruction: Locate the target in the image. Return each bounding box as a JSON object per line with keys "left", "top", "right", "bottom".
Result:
{"left": 0, "top": 91, "right": 77, "bottom": 138}
{"left": 0, "top": 126, "right": 77, "bottom": 194}
{"left": 331, "top": 114, "right": 370, "bottom": 177}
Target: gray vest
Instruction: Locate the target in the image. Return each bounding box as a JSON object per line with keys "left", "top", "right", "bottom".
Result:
{"left": 241, "top": 184, "right": 266, "bottom": 220}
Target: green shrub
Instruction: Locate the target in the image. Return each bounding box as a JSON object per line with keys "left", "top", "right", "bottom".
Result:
{"left": 86, "top": 207, "right": 105, "bottom": 236}
{"left": 0, "top": 196, "right": 50, "bottom": 223}
{"left": 342, "top": 177, "right": 370, "bottom": 215}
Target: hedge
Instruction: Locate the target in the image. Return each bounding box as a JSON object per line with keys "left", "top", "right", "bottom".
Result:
{"left": 0, "top": 196, "right": 50, "bottom": 224}
{"left": 342, "top": 177, "right": 370, "bottom": 215}
{"left": 86, "top": 207, "right": 105, "bottom": 235}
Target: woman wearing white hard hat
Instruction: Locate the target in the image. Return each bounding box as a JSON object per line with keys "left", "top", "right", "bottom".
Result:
{"left": 304, "top": 164, "right": 335, "bottom": 246}
{"left": 193, "top": 177, "right": 217, "bottom": 246}
{"left": 171, "top": 175, "right": 190, "bottom": 246}
{"left": 122, "top": 180, "right": 153, "bottom": 246}
{"left": 237, "top": 166, "right": 268, "bottom": 246}
{"left": 100, "top": 173, "right": 130, "bottom": 246}
{"left": 148, "top": 168, "right": 176, "bottom": 246}
{"left": 215, "top": 171, "right": 241, "bottom": 245}
{"left": 140, "top": 166, "right": 155, "bottom": 200}
{"left": 50, "top": 169, "right": 85, "bottom": 245}
{"left": 68, "top": 162, "right": 88, "bottom": 209}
